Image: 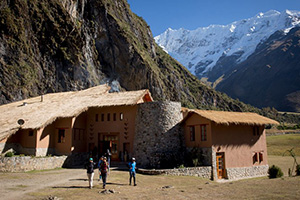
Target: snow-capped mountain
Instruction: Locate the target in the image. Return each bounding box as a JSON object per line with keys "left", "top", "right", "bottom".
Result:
{"left": 155, "top": 10, "right": 300, "bottom": 79}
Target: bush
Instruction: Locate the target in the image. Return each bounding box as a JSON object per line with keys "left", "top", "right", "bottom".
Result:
{"left": 4, "top": 152, "right": 14, "bottom": 157}
{"left": 268, "top": 165, "right": 284, "bottom": 178}
{"left": 296, "top": 164, "right": 300, "bottom": 176}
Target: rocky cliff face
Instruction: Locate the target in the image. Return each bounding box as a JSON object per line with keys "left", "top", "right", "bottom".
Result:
{"left": 0, "top": 0, "right": 257, "bottom": 112}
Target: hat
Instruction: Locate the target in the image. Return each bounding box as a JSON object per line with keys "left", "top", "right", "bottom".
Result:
{"left": 132, "top": 157, "right": 135, "bottom": 161}
{"left": 89, "top": 158, "right": 93, "bottom": 161}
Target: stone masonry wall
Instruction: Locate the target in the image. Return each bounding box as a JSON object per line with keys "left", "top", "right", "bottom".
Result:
{"left": 137, "top": 166, "right": 212, "bottom": 179}
{"left": 134, "top": 101, "right": 183, "bottom": 168}
{"left": 0, "top": 156, "right": 67, "bottom": 172}
{"left": 226, "top": 165, "right": 269, "bottom": 180}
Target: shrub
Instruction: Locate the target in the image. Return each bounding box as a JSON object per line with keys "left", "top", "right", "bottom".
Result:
{"left": 268, "top": 165, "right": 283, "bottom": 178}
{"left": 296, "top": 164, "right": 300, "bottom": 176}
{"left": 178, "top": 164, "right": 185, "bottom": 169}
{"left": 4, "top": 152, "right": 14, "bottom": 157}
{"left": 193, "top": 158, "right": 198, "bottom": 167}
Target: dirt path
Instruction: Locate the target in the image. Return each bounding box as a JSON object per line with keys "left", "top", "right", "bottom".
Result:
{"left": 0, "top": 168, "right": 87, "bottom": 200}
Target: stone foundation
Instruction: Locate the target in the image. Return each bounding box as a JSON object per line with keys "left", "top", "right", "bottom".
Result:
{"left": 0, "top": 156, "right": 68, "bottom": 172}
{"left": 226, "top": 165, "right": 269, "bottom": 180}
{"left": 137, "top": 166, "right": 212, "bottom": 179}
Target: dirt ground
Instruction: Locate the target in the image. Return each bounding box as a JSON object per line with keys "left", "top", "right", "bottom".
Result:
{"left": 1, "top": 157, "right": 300, "bottom": 200}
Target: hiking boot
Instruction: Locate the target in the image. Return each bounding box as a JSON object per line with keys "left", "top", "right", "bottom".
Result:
{"left": 134, "top": 184, "right": 137, "bottom": 186}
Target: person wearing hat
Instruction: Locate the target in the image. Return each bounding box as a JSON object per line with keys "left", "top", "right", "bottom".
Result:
{"left": 85, "top": 158, "right": 96, "bottom": 189}
{"left": 100, "top": 157, "right": 109, "bottom": 189}
{"left": 128, "top": 157, "right": 137, "bottom": 186}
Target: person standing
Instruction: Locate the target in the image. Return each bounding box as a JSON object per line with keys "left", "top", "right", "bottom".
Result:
{"left": 97, "top": 156, "right": 104, "bottom": 181}
{"left": 100, "top": 157, "right": 109, "bottom": 189}
{"left": 85, "top": 158, "right": 96, "bottom": 189}
{"left": 128, "top": 157, "right": 137, "bottom": 186}
{"left": 105, "top": 149, "right": 112, "bottom": 169}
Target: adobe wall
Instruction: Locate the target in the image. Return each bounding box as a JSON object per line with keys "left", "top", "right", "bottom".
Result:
{"left": 0, "top": 156, "right": 67, "bottom": 172}
{"left": 133, "top": 101, "right": 183, "bottom": 168}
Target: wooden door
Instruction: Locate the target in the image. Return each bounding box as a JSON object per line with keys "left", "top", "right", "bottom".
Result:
{"left": 216, "top": 152, "right": 225, "bottom": 179}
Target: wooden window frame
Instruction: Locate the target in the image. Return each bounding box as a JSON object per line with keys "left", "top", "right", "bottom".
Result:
{"left": 28, "top": 130, "right": 34, "bottom": 137}
{"left": 189, "top": 126, "right": 195, "bottom": 141}
{"left": 101, "top": 113, "right": 105, "bottom": 122}
{"left": 95, "top": 114, "right": 99, "bottom": 122}
{"left": 58, "top": 129, "right": 66, "bottom": 143}
{"left": 253, "top": 126, "right": 260, "bottom": 136}
{"left": 200, "top": 124, "right": 207, "bottom": 141}
{"left": 113, "top": 113, "right": 117, "bottom": 121}
{"left": 252, "top": 152, "right": 258, "bottom": 164}
{"left": 107, "top": 113, "right": 111, "bottom": 121}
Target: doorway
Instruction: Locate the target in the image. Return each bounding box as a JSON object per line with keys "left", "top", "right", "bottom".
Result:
{"left": 98, "top": 133, "right": 119, "bottom": 160}
{"left": 216, "top": 152, "right": 226, "bottom": 179}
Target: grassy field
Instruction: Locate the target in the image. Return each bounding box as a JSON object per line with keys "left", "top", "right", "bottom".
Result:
{"left": 266, "top": 134, "right": 300, "bottom": 156}
{"left": 28, "top": 169, "right": 300, "bottom": 200}
{"left": 2, "top": 134, "right": 299, "bottom": 200}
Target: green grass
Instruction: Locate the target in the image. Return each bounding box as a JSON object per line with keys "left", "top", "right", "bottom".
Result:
{"left": 267, "top": 134, "right": 300, "bottom": 156}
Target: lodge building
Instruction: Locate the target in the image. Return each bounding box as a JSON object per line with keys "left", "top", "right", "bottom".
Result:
{"left": 0, "top": 84, "right": 278, "bottom": 180}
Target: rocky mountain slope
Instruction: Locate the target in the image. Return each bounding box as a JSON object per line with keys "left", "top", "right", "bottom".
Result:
{"left": 155, "top": 10, "right": 300, "bottom": 112}
{"left": 0, "top": 0, "right": 256, "bottom": 112}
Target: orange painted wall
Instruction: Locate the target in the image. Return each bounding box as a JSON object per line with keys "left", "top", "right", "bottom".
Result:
{"left": 72, "top": 112, "right": 87, "bottom": 153}
{"left": 184, "top": 113, "right": 212, "bottom": 148}
{"left": 53, "top": 117, "right": 73, "bottom": 155}
{"left": 211, "top": 123, "right": 268, "bottom": 168}
{"left": 86, "top": 105, "right": 138, "bottom": 158}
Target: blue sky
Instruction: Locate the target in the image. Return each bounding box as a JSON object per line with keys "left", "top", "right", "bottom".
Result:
{"left": 127, "top": 0, "right": 300, "bottom": 36}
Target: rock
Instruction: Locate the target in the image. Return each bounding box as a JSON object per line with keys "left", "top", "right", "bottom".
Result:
{"left": 161, "top": 185, "right": 174, "bottom": 189}
{"left": 99, "top": 189, "right": 119, "bottom": 194}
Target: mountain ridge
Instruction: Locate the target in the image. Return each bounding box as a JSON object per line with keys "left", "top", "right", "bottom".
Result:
{"left": 155, "top": 9, "right": 300, "bottom": 112}
{"left": 155, "top": 9, "right": 300, "bottom": 78}
{"left": 0, "top": 0, "right": 259, "bottom": 113}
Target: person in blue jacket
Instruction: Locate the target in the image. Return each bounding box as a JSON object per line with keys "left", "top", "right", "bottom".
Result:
{"left": 128, "top": 157, "right": 137, "bottom": 186}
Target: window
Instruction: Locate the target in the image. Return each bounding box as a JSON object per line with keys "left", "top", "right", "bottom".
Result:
{"left": 253, "top": 152, "right": 264, "bottom": 164}
{"left": 113, "top": 113, "right": 117, "bottom": 121}
{"left": 253, "top": 153, "right": 258, "bottom": 164}
{"left": 101, "top": 113, "right": 105, "bottom": 121}
{"left": 28, "top": 130, "right": 34, "bottom": 136}
{"left": 107, "top": 113, "right": 110, "bottom": 121}
{"left": 200, "top": 125, "right": 207, "bottom": 141}
{"left": 120, "top": 113, "right": 123, "bottom": 121}
{"left": 95, "top": 114, "right": 99, "bottom": 122}
{"left": 189, "top": 126, "right": 195, "bottom": 141}
{"left": 58, "top": 129, "right": 65, "bottom": 143}
{"left": 259, "top": 152, "right": 263, "bottom": 163}
{"left": 253, "top": 126, "right": 260, "bottom": 136}
{"left": 73, "top": 128, "right": 85, "bottom": 141}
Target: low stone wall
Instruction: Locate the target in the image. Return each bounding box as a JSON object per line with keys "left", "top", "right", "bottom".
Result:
{"left": 226, "top": 165, "right": 269, "bottom": 180}
{"left": 137, "top": 166, "right": 212, "bottom": 179}
{"left": 0, "top": 156, "right": 68, "bottom": 172}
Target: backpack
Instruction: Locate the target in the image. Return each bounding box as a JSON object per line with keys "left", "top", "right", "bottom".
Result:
{"left": 100, "top": 161, "right": 108, "bottom": 174}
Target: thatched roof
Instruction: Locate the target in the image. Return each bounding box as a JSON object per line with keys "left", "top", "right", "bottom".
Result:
{"left": 0, "top": 85, "right": 153, "bottom": 141}
{"left": 186, "top": 109, "right": 279, "bottom": 126}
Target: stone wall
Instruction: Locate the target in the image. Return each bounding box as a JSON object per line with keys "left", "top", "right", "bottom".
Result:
{"left": 137, "top": 166, "right": 212, "bottom": 179}
{"left": 226, "top": 165, "right": 269, "bottom": 180}
{"left": 133, "top": 101, "right": 183, "bottom": 168}
{"left": 0, "top": 156, "right": 67, "bottom": 172}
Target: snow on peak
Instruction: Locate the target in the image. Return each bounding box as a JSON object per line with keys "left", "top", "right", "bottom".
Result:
{"left": 155, "top": 10, "right": 300, "bottom": 76}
